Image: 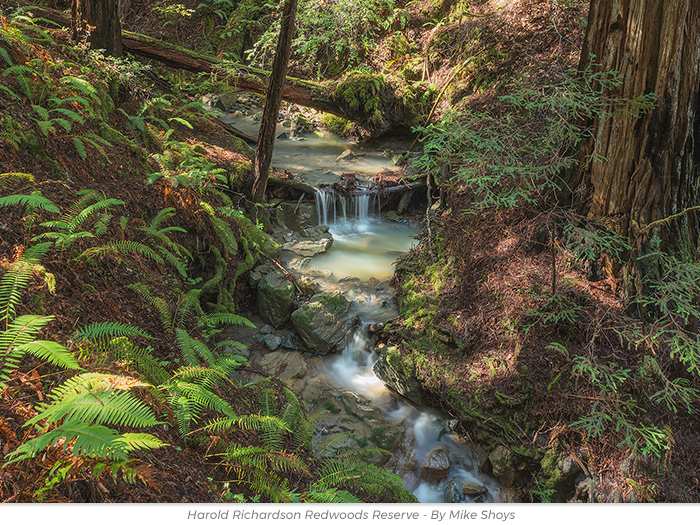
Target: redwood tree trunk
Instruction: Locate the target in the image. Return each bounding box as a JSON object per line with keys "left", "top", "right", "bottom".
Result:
{"left": 72, "top": 0, "right": 122, "bottom": 56}
{"left": 251, "top": 0, "right": 297, "bottom": 203}
{"left": 569, "top": 0, "right": 700, "bottom": 293}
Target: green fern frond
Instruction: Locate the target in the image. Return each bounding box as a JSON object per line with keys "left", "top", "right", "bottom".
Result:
{"left": 46, "top": 372, "right": 151, "bottom": 403}
{"left": 175, "top": 289, "right": 203, "bottom": 326}
{"left": 106, "top": 338, "right": 170, "bottom": 386}
{"left": 0, "top": 172, "right": 34, "bottom": 186}
{"left": 149, "top": 207, "right": 176, "bottom": 229}
{"left": 203, "top": 415, "right": 289, "bottom": 434}
{"left": 198, "top": 313, "right": 255, "bottom": 329}
{"left": 5, "top": 422, "right": 132, "bottom": 464}
{"left": 175, "top": 328, "right": 215, "bottom": 366}
{"left": 74, "top": 322, "right": 152, "bottom": 344}
{"left": 28, "top": 388, "right": 161, "bottom": 428}
{"left": 80, "top": 240, "right": 165, "bottom": 266}
{"left": 1, "top": 314, "right": 55, "bottom": 352}
{"left": 93, "top": 213, "right": 112, "bottom": 236}
{"left": 19, "top": 341, "right": 81, "bottom": 370}
{"left": 116, "top": 432, "right": 167, "bottom": 453}
{"left": 0, "top": 193, "right": 59, "bottom": 213}
{"left": 200, "top": 201, "right": 238, "bottom": 254}
{"left": 70, "top": 197, "right": 124, "bottom": 233}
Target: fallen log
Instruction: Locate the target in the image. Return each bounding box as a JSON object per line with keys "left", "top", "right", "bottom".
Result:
{"left": 8, "top": 2, "right": 412, "bottom": 136}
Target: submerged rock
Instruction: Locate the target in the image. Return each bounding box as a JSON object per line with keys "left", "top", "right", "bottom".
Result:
{"left": 420, "top": 445, "right": 450, "bottom": 483}
{"left": 290, "top": 293, "right": 351, "bottom": 354}
{"left": 257, "top": 270, "right": 295, "bottom": 328}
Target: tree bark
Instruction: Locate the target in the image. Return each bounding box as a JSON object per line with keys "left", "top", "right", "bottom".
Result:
{"left": 72, "top": 0, "right": 122, "bottom": 56}
{"left": 568, "top": 0, "right": 700, "bottom": 293}
{"left": 250, "top": 0, "right": 297, "bottom": 203}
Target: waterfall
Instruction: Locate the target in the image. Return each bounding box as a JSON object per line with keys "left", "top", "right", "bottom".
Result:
{"left": 315, "top": 187, "right": 380, "bottom": 226}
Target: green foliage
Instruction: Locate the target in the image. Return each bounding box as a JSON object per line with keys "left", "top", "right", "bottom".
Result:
{"left": 33, "top": 190, "right": 124, "bottom": 254}
{"left": 0, "top": 242, "right": 52, "bottom": 327}
{"left": 5, "top": 372, "right": 166, "bottom": 467}
{"left": 0, "top": 193, "right": 59, "bottom": 214}
{"left": 147, "top": 140, "right": 227, "bottom": 192}
{"left": 413, "top": 66, "right": 655, "bottom": 212}
{"left": 247, "top": 0, "right": 405, "bottom": 78}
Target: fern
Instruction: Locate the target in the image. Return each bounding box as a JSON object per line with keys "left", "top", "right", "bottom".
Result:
{"left": 1, "top": 315, "right": 81, "bottom": 387}
{"left": 201, "top": 201, "right": 238, "bottom": 254}
{"left": 80, "top": 240, "right": 165, "bottom": 266}
{"left": 198, "top": 312, "right": 255, "bottom": 329}
{"left": 5, "top": 422, "right": 166, "bottom": 465}
{"left": 176, "top": 328, "right": 215, "bottom": 366}
{"left": 73, "top": 322, "right": 152, "bottom": 344}
{"left": 0, "top": 193, "right": 60, "bottom": 213}
{"left": 106, "top": 338, "right": 170, "bottom": 386}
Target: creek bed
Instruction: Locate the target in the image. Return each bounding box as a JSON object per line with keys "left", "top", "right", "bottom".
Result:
{"left": 224, "top": 105, "right": 503, "bottom": 502}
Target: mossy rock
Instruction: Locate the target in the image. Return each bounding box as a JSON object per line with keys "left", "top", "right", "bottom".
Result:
{"left": 290, "top": 293, "right": 351, "bottom": 354}
{"left": 257, "top": 270, "right": 295, "bottom": 328}
{"left": 372, "top": 346, "right": 423, "bottom": 405}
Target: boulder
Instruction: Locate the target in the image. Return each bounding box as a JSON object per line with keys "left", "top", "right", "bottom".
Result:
{"left": 372, "top": 346, "right": 423, "bottom": 405}
{"left": 335, "top": 149, "right": 356, "bottom": 162}
{"left": 420, "top": 445, "right": 450, "bottom": 483}
{"left": 212, "top": 92, "right": 238, "bottom": 112}
{"left": 274, "top": 202, "right": 316, "bottom": 231}
{"left": 290, "top": 293, "right": 351, "bottom": 354}
{"left": 257, "top": 270, "right": 295, "bottom": 328}
{"left": 489, "top": 445, "right": 516, "bottom": 486}
{"left": 257, "top": 351, "right": 308, "bottom": 383}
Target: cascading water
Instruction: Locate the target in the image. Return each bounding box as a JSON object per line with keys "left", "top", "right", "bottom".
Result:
{"left": 314, "top": 186, "right": 380, "bottom": 227}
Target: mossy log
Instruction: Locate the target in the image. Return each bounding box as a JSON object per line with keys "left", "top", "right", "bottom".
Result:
{"left": 15, "top": 3, "right": 411, "bottom": 136}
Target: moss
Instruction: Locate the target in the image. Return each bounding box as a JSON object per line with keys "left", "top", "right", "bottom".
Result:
{"left": 320, "top": 114, "right": 353, "bottom": 135}
{"left": 332, "top": 71, "right": 386, "bottom": 127}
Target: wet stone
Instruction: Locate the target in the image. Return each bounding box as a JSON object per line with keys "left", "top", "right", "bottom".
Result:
{"left": 420, "top": 445, "right": 450, "bottom": 483}
{"left": 462, "top": 481, "right": 487, "bottom": 495}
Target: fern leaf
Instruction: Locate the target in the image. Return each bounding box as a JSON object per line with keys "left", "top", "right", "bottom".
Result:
{"left": 5, "top": 422, "right": 130, "bottom": 464}
{"left": 28, "top": 389, "right": 160, "bottom": 428}
{"left": 198, "top": 313, "right": 255, "bottom": 329}
{"left": 0, "top": 194, "right": 59, "bottom": 213}
{"left": 127, "top": 283, "right": 172, "bottom": 332}
{"left": 72, "top": 137, "right": 87, "bottom": 160}
{"left": 19, "top": 341, "right": 81, "bottom": 370}
{"left": 116, "top": 432, "right": 167, "bottom": 453}
{"left": 175, "top": 328, "right": 215, "bottom": 367}
{"left": 149, "top": 207, "right": 176, "bottom": 229}
{"left": 0, "top": 315, "right": 54, "bottom": 352}
{"left": 74, "top": 322, "right": 152, "bottom": 344}
{"left": 80, "top": 241, "right": 165, "bottom": 266}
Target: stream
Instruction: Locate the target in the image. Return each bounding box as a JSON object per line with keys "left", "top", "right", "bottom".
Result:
{"left": 222, "top": 106, "right": 503, "bottom": 503}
